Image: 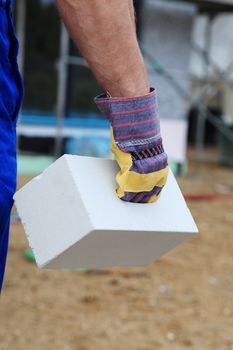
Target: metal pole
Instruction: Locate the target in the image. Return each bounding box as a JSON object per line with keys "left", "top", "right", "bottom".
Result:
{"left": 54, "top": 22, "right": 69, "bottom": 158}
{"left": 16, "top": 0, "right": 26, "bottom": 77}
{"left": 195, "top": 15, "right": 213, "bottom": 175}
{"left": 15, "top": 0, "right": 26, "bottom": 153}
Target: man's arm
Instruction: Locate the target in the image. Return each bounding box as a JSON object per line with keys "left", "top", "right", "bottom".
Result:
{"left": 56, "top": 0, "right": 149, "bottom": 97}
{"left": 56, "top": 0, "right": 168, "bottom": 203}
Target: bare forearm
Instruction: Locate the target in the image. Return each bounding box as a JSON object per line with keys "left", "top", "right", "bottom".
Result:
{"left": 56, "top": 0, "right": 149, "bottom": 97}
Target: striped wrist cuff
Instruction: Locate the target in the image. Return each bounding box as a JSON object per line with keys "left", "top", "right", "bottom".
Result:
{"left": 94, "top": 87, "right": 161, "bottom": 151}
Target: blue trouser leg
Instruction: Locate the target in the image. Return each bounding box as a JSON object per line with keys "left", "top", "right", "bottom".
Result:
{"left": 0, "top": 0, "right": 24, "bottom": 292}
{"left": 0, "top": 218, "right": 10, "bottom": 291}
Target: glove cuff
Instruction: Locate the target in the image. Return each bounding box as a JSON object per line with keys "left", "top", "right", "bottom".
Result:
{"left": 94, "top": 87, "right": 162, "bottom": 152}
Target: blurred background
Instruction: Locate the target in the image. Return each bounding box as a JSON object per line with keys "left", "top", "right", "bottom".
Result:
{"left": 1, "top": 0, "right": 233, "bottom": 349}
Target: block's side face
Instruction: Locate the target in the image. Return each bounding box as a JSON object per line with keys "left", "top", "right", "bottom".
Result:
{"left": 66, "top": 157, "right": 198, "bottom": 235}
{"left": 14, "top": 155, "right": 93, "bottom": 267}
{"left": 44, "top": 229, "right": 192, "bottom": 269}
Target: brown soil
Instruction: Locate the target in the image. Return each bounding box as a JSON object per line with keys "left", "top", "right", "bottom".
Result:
{"left": 0, "top": 150, "right": 233, "bottom": 350}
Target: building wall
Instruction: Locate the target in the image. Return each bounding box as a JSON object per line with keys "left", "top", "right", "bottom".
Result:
{"left": 191, "top": 14, "right": 233, "bottom": 124}
{"left": 142, "top": 0, "right": 196, "bottom": 120}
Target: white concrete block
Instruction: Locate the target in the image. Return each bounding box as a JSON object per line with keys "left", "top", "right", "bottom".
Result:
{"left": 14, "top": 155, "right": 198, "bottom": 269}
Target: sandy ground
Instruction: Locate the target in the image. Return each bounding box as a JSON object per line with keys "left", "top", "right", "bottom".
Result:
{"left": 0, "top": 150, "right": 233, "bottom": 350}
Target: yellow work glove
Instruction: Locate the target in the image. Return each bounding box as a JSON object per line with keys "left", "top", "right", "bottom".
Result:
{"left": 94, "top": 88, "right": 168, "bottom": 203}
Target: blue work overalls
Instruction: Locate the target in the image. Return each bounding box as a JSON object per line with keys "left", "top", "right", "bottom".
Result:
{"left": 0, "top": 0, "right": 23, "bottom": 292}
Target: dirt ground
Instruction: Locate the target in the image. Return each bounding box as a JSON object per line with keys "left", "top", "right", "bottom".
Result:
{"left": 0, "top": 149, "right": 233, "bottom": 350}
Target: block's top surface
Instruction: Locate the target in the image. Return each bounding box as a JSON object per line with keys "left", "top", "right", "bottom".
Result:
{"left": 65, "top": 155, "right": 198, "bottom": 234}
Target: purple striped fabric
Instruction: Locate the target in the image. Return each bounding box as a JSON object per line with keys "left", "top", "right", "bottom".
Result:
{"left": 130, "top": 151, "right": 168, "bottom": 174}
{"left": 120, "top": 185, "right": 163, "bottom": 203}
{"left": 94, "top": 88, "right": 161, "bottom": 151}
